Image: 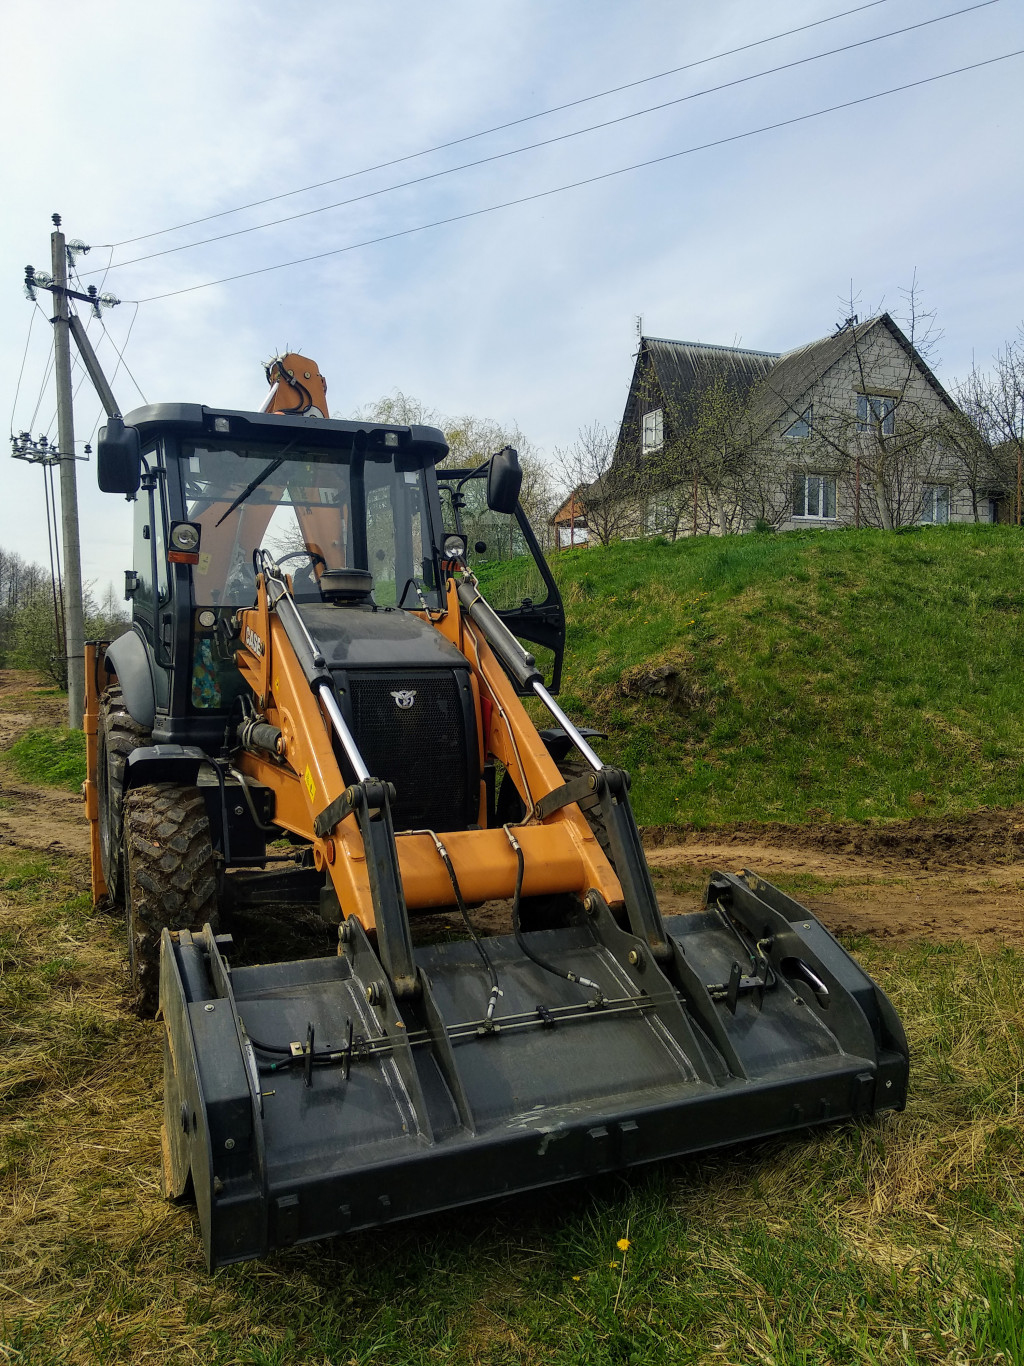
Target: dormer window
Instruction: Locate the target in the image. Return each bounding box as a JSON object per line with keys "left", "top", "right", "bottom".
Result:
{"left": 784, "top": 407, "right": 812, "bottom": 439}
{"left": 641, "top": 408, "right": 664, "bottom": 453}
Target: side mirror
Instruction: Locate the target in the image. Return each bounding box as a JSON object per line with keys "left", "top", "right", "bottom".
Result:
{"left": 97, "top": 417, "right": 142, "bottom": 496}
{"left": 486, "top": 446, "right": 522, "bottom": 515}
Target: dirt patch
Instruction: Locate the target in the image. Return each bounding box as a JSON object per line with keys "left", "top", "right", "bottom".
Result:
{"left": 645, "top": 838, "right": 1024, "bottom": 947}
{"left": 0, "top": 710, "right": 36, "bottom": 747}
{"left": 0, "top": 668, "right": 1020, "bottom": 947}
{"left": 0, "top": 667, "right": 68, "bottom": 729}
{"left": 0, "top": 775, "right": 90, "bottom": 856}
{"left": 641, "top": 806, "right": 1024, "bottom": 868}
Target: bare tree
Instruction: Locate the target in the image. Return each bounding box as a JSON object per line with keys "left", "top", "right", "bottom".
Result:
{"left": 842, "top": 283, "right": 948, "bottom": 529}
{"left": 944, "top": 363, "right": 997, "bottom": 521}
{"left": 553, "top": 423, "right": 635, "bottom": 546}
{"left": 353, "top": 391, "right": 555, "bottom": 540}
{"left": 751, "top": 281, "right": 952, "bottom": 530}
{"left": 350, "top": 389, "right": 440, "bottom": 428}
{"left": 0, "top": 548, "right": 48, "bottom": 667}
{"left": 987, "top": 331, "right": 1024, "bottom": 523}
{"left": 629, "top": 372, "right": 788, "bottom": 537}
{"left": 0, "top": 546, "right": 127, "bottom": 684}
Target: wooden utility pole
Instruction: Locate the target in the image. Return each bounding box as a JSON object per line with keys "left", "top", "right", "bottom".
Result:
{"left": 22, "top": 219, "right": 122, "bottom": 727}
{"left": 50, "top": 215, "right": 86, "bottom": 728}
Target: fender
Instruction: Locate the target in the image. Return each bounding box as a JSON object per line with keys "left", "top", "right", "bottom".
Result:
{"left": 124, "top": 745, "right": 207, "bottom": 791}
{"left": 105, "top": 628, "right": 157, "bottom": 730}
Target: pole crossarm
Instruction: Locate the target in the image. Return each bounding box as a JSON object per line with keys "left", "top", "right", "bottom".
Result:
{"left": 24, "top": 264, "right": 119, "bottom": 318}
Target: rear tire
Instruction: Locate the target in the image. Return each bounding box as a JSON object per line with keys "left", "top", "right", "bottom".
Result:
{"left": 97, "top": 685, "right": 151, "bottom": 909}
{"left": 124, "top": 783, "right": 219, "bottom": 1017}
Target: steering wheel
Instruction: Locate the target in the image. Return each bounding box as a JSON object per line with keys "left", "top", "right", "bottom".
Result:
{"left": 276, "top": 550, "right": 327, "bottom": 571}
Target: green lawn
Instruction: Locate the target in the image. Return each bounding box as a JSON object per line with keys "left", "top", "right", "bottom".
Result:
{"left": 493, "top": 524, "right": 1024, "bottom": 827}
{"left": 16, "top": 525, "right": 1024, "bottom": 829}
{"left": 6, "top": 727, "right": 86, "bottom": 792}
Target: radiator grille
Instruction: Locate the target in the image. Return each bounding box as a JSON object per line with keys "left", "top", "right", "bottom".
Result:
{"left": 346, "top": 669, "right": 475, "bottom": 832}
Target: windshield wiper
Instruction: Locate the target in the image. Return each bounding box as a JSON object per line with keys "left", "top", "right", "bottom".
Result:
{"left": 214, "top": 439, "right": 298, "bottom": 527}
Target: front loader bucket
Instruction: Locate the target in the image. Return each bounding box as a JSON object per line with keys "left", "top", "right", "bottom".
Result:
{"left": 160, "top": 870, "right": 908, "bottom": 1269}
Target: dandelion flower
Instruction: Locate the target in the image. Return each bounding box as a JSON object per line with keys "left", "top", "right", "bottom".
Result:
{"left": 609, "top": 1260, "right": 620, "bottom": 1268}
{"left": 572, "top": 1275, "right": 581, "bottom": 1282}
{"left": 617, "top": 1237, "right": 631, "bottom": 1252}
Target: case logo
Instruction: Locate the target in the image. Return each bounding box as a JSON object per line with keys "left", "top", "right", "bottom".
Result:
{"left": 391, "top": 689, "right": 417, "bottom": 710}
{"left": 244, "top": 626, "right": 265, "bottom": 658}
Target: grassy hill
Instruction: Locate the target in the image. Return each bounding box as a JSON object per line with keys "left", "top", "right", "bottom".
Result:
{"left": 498, "top": 524, "right": 1024, "bottom": 827}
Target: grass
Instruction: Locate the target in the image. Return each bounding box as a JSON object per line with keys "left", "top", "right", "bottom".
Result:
{"left": 2, "top": 848, "right": 1023, "bottom": 1365}
{"left": 6, "top": 727, "right": 87, "bottom": 791}
{"left": 484, "top": 523, "right": 1024, "bottom": 827}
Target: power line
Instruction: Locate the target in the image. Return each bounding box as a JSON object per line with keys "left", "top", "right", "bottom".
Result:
{"left": 132, "top": 47, "right": 1024, "bottom": 306}
{"left": 101, "top": 0, "right": 900, "bottom": 250}
{"left": 91, "top": 0, "right": 999, "bottom": 277}
{"left": 28, "top": 332, "right": 56, "bottom": 432}
{"left": 9, "top": 307, "right": 38, "bottom": 436}
{"left": 100, "top": 305, "right": 147, "bottom": 405}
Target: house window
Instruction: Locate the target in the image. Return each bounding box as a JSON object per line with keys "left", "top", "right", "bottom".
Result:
{"left": 921, "top": 484, "right": 950, "bottom": 524}
{"left": 856, "top": 393, "right": 895, "bottom": 436}
{"left": 644, "top": 496, "right": 672, "bottom": 535}
{"left": 641, "top": 408, "right": 663, "bottom": 453}
{"left": 792, "top": 473, "right": 837, "bottom": 520}
{"left": 784, "top": 406, "right": 812, "bottom": 438}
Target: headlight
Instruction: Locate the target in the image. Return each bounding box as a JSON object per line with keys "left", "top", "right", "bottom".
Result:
{"left": 168, "top": 521, "right": 202, "bottom": 565}
{"left": 170, "top": 522, "right": 201, "bottom": 552}
{"left": 441, "top": 533, "right": 467, "bottom": 562}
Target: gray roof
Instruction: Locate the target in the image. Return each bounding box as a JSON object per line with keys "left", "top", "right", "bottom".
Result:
{"left": 744, "top": 314, "right": 958, "bottom": 433}
{"left": 643, "top": 337, "right": 780, "bottom": 406}
{"left": 615, "top": 315, "right": 958, "bottom": 463}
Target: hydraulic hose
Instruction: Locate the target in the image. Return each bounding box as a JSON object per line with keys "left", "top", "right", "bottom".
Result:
{"left": 503, "top": 825, "right": 603, "bottom": 1005}
{"left": 423, "top": 830, "right": 502, "bottom": 1028}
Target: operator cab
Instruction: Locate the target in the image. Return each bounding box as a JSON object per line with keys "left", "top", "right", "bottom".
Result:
{"left": 98, "top": 404, "right": 565, "bottom": 757}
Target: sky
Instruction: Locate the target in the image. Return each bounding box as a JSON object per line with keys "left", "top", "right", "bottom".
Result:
{"left": 2, "top": 0, "right": 1023, "bottom": 597}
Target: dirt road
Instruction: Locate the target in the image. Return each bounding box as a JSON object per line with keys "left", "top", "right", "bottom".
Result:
{"left": 1, "top": 669, "right": 1020, "bottom": 944}
{"left": 645, "top": 835, "right": 1024, "bottom": 946}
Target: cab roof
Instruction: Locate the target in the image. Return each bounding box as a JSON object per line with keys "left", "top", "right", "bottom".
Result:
{"left": 121, "top": 404, "right": 450, "bottom": 465}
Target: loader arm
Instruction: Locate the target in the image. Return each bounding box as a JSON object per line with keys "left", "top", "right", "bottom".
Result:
{"left": 232, "top": 562, "right": 625, "bottom": 951}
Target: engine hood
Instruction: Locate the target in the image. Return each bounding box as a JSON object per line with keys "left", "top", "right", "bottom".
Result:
{"left": 296, "top": 603, "right": 468, "bottom": 671}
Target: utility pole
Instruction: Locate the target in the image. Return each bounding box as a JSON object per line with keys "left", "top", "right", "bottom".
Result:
{"left": 50, "top": 215, "right": 86, "bottom": 728}
{"left": 23, "top": 217, "right": 121, "bottom": 729}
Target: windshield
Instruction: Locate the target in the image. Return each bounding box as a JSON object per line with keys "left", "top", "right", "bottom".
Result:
{"left": 179, "top": 441, "right": 441, "bottom": 609}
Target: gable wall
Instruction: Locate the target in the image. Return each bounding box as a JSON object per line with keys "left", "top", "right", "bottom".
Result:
{"left": 615, "top": 347, "right": 665, "bottom": 470}
{"left": 759, "top": 325, "right": 985, "bottom": 530}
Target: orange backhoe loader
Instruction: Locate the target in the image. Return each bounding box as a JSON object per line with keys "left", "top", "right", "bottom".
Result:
{"left": 85, "top": 355, "right": 908, "bottom": 1269}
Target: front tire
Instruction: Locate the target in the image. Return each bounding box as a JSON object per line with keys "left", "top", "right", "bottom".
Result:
{"left": 97, "top": 685, "right": 151, "bottom": 909}
{"left": 124, "top": 783, "right": 218, "bottom": 1017}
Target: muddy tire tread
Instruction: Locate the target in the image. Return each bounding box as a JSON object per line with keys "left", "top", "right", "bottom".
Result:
{"left": 124, "top": 783, "right": 218, "bottom": 1017}
{"left": 98, "top": 684, "right": 151, "bottom": 907}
